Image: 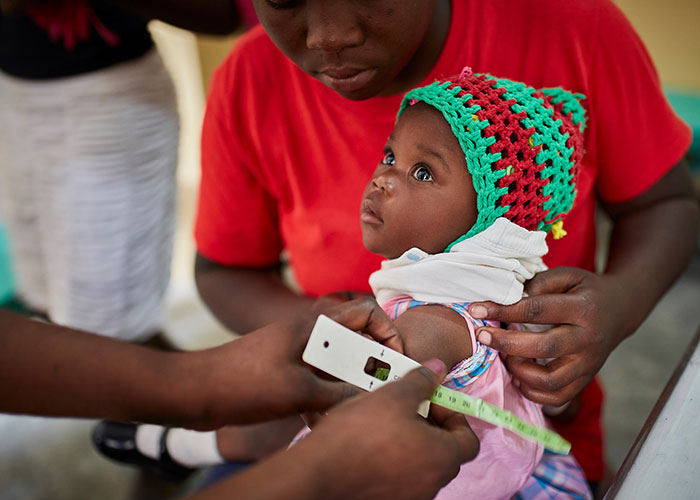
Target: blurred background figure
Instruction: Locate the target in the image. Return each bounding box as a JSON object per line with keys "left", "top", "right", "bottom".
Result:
{"left": 0, "top": 0, "right": 250, "bottom": 343}
{"left": 0, "top": 0, "right": 178, "bottom": 343}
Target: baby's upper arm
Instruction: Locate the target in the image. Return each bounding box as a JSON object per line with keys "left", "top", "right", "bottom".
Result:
{"left": 393, "top": 305, "right": 473, "bottom": 369}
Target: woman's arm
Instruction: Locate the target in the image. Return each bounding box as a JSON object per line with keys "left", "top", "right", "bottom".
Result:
{"left": 195, "top": 255, "right": 373, "bottom": 335}
{"left": 195, "top": 254, "right": 317, "bottom": 334}
{"left": 0, "top": 310, "right": 191, "bottom": 424}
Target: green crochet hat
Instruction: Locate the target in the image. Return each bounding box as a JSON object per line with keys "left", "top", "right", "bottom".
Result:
{"left": 398, "top": 67, "right": 586, "bottom": 250}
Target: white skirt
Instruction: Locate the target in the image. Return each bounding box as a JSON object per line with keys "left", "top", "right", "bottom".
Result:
{"left": 0, "top": 49, "right": 178, "bottom": 341}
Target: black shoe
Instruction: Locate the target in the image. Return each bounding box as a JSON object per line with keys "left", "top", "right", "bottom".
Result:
{"left": 92, "top": 421, "right": 194, "bottom": 481}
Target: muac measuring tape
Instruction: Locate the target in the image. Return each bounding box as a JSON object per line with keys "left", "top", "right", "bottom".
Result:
{"left": 303, "top": 315, "right": 571, "bottom": 455}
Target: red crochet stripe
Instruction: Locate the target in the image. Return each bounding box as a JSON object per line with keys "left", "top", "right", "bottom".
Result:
{"left": 459, "top": 75, "right": 550, "bottom": 230}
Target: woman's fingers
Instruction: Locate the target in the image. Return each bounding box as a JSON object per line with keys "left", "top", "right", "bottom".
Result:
{"left": 476, "top": 325, "right": 586, "bottom": 359}
{"left": 504, "top": 356, "right": 591, "bottom": 406}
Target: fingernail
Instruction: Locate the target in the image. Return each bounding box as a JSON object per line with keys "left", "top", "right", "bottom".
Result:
{"left": 513, "top": 378, "right": 521, "bottom": 388}
{"left": 471, "top": 305, "right": 488, "bottom": 319}
{"left": 477, "top": 329, "right": 492, "bottom": 345}
{"left": 423, "top": 358, "right": 446, "bottom": 375}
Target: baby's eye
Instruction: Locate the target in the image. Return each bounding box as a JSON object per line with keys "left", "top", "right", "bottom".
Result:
{"left": 381, "top": 152, "right": 395, "bottom": 166}
{"left": 413, "top": 166, "right": 433, "bottom": 182}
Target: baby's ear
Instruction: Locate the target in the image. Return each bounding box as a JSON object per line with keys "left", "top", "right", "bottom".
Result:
{"left": 540, "top": 87, "right": 587, "bottom": 133}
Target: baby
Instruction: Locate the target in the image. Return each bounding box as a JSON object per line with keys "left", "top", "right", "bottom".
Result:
{"left": 360, "top": 68, "right": 592, "bottom": 499}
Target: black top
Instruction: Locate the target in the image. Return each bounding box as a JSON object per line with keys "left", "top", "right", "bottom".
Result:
{"left": 0, "top": 1, "right": 153, "bottom": 80}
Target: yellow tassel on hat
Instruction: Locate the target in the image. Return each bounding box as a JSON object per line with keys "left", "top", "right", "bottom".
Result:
{"left": 551, "top": 220, "right": 567, "bottom": 239}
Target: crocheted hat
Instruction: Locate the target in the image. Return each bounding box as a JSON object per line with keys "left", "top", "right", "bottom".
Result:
{"left": 398, "top": 67, "right": 586, "bottom": 250}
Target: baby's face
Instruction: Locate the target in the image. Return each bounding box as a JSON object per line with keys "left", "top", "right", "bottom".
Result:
{"left": 361, "top": 102, "right": 477, "bottom": 259}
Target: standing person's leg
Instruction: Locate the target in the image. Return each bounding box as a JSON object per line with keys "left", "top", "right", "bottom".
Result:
{"left": 0, "top": 71, "right": 51, "bottom": 315}
{"left": 36, "top": 50, "right": 178, "bottom": 341}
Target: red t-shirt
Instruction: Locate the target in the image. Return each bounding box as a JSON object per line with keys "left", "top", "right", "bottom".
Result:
{"left": 196, "top": 0, "right": 691, "bottom": 481}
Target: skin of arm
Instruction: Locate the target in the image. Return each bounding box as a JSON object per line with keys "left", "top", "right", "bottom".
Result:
{"left": 195, "top": 254, "right": 317, "bottom": 334}
{"left": 0, "top": 0, "right": 242, "bottom": 34}
{"left": 0, "top": 297, "right": 402, "bottom": 429}
{"left": 0, "top": 310, "right": 192, "bottom": 425}
{"left": 468, "top": 159, "right": 700, "bottom": 406}
{"left": 393, "top": 305, "right": 473, "bottom": 369}
{"left": 192, "top": 359, "right": 479, "bottom": 500}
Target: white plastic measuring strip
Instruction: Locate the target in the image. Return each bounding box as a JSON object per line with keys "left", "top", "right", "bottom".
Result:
{"left": 303, "top": 315, "right": 571, "bottom": 455}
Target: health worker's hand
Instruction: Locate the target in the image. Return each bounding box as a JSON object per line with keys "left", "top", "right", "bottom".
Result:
{"left": 468, "top": 266, "right": 625, "bottom": 407}
{"left": 186, "top": 296, "right": 403, "bottom": 429}
{"left": 312, "top": 291, "right": 403, "bottom": 351}
{"left": 295, "top": 359, "right": 480, "bottom": 500}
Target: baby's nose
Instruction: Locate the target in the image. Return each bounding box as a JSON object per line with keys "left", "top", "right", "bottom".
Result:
{"left": 372, "top": 172, "right": 395, "bottom": 193}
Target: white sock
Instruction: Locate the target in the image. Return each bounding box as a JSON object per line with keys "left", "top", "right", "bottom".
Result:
{"left": 135, "top": 424, "right": 225, "bottom": 467}
{"left": 165, "top": 428, "right": 225, "bottom": 467}
{"left": 135, "top": 424, "right": 164, "bottom": 460}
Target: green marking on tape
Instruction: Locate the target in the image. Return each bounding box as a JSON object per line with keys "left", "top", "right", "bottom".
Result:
{"left": 429, "top": 386, "right": 571, "bottom": 454}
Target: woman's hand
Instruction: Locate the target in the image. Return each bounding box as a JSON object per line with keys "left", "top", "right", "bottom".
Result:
{"left": 468, "top": 266, "right": 626, "bottom": 407}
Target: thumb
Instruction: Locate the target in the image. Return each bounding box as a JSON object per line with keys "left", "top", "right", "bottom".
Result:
{"left": 525, "top": 267, "right": 582, "bottom": 296}
{"left": 381, "top": 359, "right": 447, "bottom": 409}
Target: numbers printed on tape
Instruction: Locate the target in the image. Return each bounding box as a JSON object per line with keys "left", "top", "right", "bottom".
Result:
{"left": 303, "top": 315, "right": 571, "bottom": 454}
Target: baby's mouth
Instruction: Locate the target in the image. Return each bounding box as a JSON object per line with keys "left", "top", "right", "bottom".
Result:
{"left": 360, "top": 199, "right": 383, "bottom": 225}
